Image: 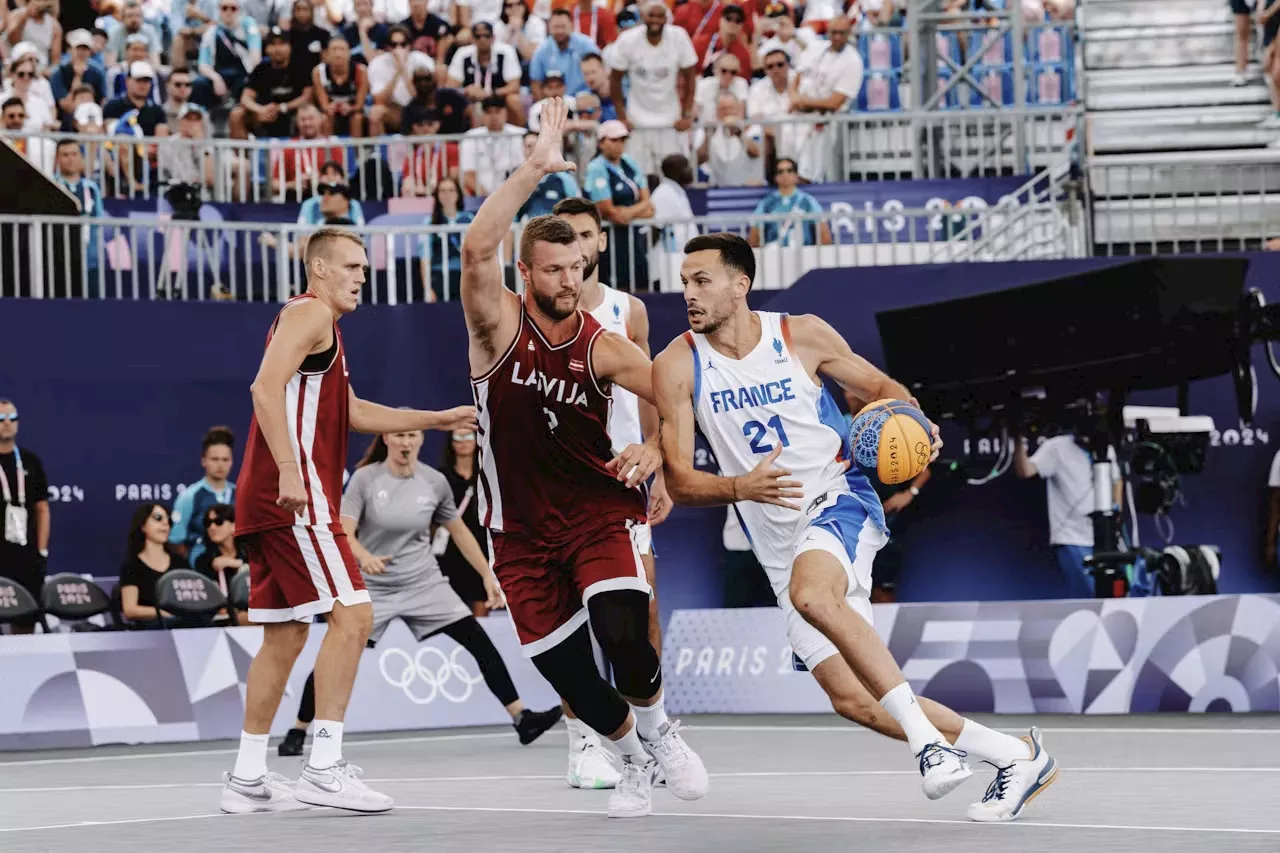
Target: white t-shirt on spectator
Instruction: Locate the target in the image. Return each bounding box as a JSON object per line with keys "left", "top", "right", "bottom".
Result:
{"left": 456, "top": 0, "right": 504, "bottom": 26}
{"left": 694, "top": 74, "right": 748, "bottom": 123}
{"left": 757, "top": 31, "right": 816, "bottom": 67}
{"left": 493, "top": 14, "right": 545, "bottom": 49}
{"left": 0, "top": 83, "right": 57, "bottom": 131}
{"left": 375, "top": 0, "right": 411, "bottom": 22}
{"left": 796, "top": 40, "right": 863, "bottom": 109}
{"left": 459, "top": 124, "right": 525, "bottom": 195}
{"left": 527, "top": 93, "right": 577, "bottom": 131}
{"left": 694, "top": 122, "right": 763, "bottom": 186}
{"left": 800, "top": 0, "right": 839, "bottom": 25}
{"left": 367, "top": 49, "right": 435, "bottom": 106}
{"left": 747, "top": 72, "right": 794, "bottom": 120}
{"left": 607, "top": 25, "right": 698, "bottom": 127}
{"left": 447, "top": 42, "right": 522, "bottom": 88}
{"left": 1029, "top": 434, "right": 1119, "bottom": 547}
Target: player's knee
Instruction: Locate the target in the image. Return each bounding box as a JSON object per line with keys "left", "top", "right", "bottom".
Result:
{"left": 789, "top": 583, "right": 841, "bottom": 626}
{"left": 328, "top": 601, "right": 373, "bottom": 641}
{"left": 587, "top": 589, "right": 660, "bottom": 699}
{"left": 532, "top": 635, "right": 629, "bottom": 734}
{"left": 263, "top": 621, "right": 310, "bottom": 657}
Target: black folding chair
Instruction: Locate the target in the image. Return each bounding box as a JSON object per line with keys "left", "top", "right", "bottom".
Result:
{"left": 228, "top": 567, "right": 250, "bottom": 625}
{"left": 154, "top": 569, "right": 227, "bottom": 629}
{"left": 0, "top": 576, "right": 44, "bottom": 632}
{"left": 41, "top": 573, "right": 113, "bottom": 631}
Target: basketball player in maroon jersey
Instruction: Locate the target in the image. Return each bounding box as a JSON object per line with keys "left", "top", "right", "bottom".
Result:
{"left": 219, "top": 227, "right": 476, "bottom": 816}
{"left": 458, "top": 100, "right": 708, "bottom": 819}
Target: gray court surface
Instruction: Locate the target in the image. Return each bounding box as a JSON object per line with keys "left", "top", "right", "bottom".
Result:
{"left": 2, "top": 713, "right": 1279, "bottom": 853}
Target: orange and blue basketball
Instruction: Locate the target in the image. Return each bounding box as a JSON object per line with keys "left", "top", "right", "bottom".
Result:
{"left": 849, "top": 399, "right": 933, "bottom": 486}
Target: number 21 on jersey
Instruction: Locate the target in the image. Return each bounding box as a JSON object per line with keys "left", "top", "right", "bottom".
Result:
{"left": 743, "top": 415, "right": 790, "bottom": 454}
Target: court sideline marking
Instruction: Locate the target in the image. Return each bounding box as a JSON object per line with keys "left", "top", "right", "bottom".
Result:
{"left": 2, "top": 804, "right": 1280, "bottom": 836}
{"left": 2, "top": 724, "right": 1276, "bottom": 768}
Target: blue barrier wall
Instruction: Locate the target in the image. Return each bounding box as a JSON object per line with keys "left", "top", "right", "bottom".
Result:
{"left": 5, "top": 254, "right": 1279, "bottom": 628}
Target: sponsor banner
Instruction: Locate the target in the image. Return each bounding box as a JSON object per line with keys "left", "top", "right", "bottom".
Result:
{"left": 0, "top": 618, "right": 559, "bottom": 751}
{"left": 663, "top": 594, "right": 1280, "bottom": 716}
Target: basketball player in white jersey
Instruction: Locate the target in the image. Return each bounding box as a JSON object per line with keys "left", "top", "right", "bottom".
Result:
{"left": 552, "top": 196, "right": 672, "bottom": 790}
{"left": 652, "top": 233, "right": 1060, "bottom": 822}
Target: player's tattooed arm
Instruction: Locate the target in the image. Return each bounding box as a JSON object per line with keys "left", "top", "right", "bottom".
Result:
{"left": 653, "top": 341, "right": 803, "bottom": 509}
{"left": 788, "top": 314, "right": 911, "bottom": 403}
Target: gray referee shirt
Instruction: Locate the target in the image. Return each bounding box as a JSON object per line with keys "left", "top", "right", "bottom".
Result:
{"left": 341, "top": 462, "right": 459, "bottom": 590}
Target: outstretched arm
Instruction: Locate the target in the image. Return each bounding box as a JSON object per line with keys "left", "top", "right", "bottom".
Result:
{"left": 347, "top": 387, "right": 477, "bottom": 434}
{"left": 460, "top": 98, "right": 577, "bottom": 374}
{"left": 653, "top": 341, "right": 802, "bottom": 509}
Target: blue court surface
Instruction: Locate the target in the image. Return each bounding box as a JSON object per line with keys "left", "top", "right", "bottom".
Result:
{"left": 1, "top": 713, "right": 1278, "bottom": 853}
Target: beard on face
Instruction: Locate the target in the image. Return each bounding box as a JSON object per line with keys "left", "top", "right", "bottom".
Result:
{"left": 582, "top": 250, "right": 598, "bottom": 281}
{"left": 533, "top": 286, "right": 578, "bottom": 321}
{"left": 689, "top": 300, "right": 731, "bottom": 334}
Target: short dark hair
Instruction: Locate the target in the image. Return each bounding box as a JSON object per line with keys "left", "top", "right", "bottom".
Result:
{"left": 660, "top": 153, "right": 689, "bottom": 182}
{"left": 549, "top": 7, "right": 572, "bottom": 19}
{"left": 202, "top": 425, "right": 235, "bottom": 454}
{"left": 56, "top": 138, "right": 81, "bottom": 153}
{"left": 580, "top": 52, "right": 604, "bottom": 65}
{"left": 773, "top": 157, "right": 798, "bottom": 177}
{"left": 763, "top": 47, "right": 789, "bottom": 65}
{"left": 683, "top": 232, "right": 756, "bottom": 289}
{"left": 320, "top": 159, "right": 346, "bottom": 178}
{"left": 552, "top": 196, "right": 602, "bottom": 230}
{"left": 2, "top": 97, "right": 24, "bottom": 113}
{"left": 519, "top": 214, "right": 579, "bottom": 264}
{"left": 481, "top": 94, "right": 507, "bottom": 110}
{"left": 72, "top": 82, "right": 95, "bottom": 96}
{"left": 386, "top": 23, "right": 410, "bottom": 41}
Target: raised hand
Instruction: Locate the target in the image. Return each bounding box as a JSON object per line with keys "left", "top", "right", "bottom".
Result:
{"left": 733, "top": 445, "right": 804, "bottom": 510}
{"left": 528, "top": 97, "right": 576, "bottom": 174}
{"left": 430, "top": 405, "right": 478, "bottom": 432}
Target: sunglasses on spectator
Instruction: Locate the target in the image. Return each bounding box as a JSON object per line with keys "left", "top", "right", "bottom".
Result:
{"left": 718, "top": 67, "right": 738, "bottom": 75}
{"left": 220, "top": 4, "right": 238, "bottom": 9}
{"left": 319, "top": 183, "right": 350, "bottom": 196}
{"left": 14, "top": 70, "right": 35, "bottom": 79}
{"left": 724, "top": 15, "right": 743, "bottom": 23}
{"left": 205, "top": 512, "right": 234, "bottom": 527}
{"left": 474, "top": 30, "right": 492, "bottom": 37}
{"left": 389, "top": 39, "right": 408, "bottom": 47}
{"left": 0, "top": 413, "right": 17, "bottom": 422}
{"left": 775, "top": 166, "right": 795, "bottom": 174}
{"left": 765, "top": 60, "right": 787, "bottom": 69}
{"left": 504, "top": 2, "right": 522, "bottom": 6}
{"left": 171, "top": 79, "right": 192, "bottom": 87}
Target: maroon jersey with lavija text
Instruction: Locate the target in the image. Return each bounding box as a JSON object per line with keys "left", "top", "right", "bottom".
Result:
{"left": 471, "top": 304, "right": 646, "bottom": 541}
{"left": 237, "top": 293, "right": 351, "bottom": 536}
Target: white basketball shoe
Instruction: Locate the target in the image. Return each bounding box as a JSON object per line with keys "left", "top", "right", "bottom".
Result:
{"left": 916, "top": 741, "right": 973, "bottom": 800}
{"left": 642, "top": 720, "right": 708, "bottom": 801}
{"left": 607, "top": 754, "right": 659, "bottom": 818}
{"left": 218, "top": 771, "right": 307, "bottom": 814}
{"left": 966, "top": 727, "right": 1060, "bottom": 822}
{"left": 567, "top": 732, "right": 621, "bottom": 789}
{"left": 293, "top": 761, "right": 394, "bottom": 813}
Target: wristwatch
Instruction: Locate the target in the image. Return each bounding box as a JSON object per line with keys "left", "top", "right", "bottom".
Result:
{"left": 909, "top": 487, "right": 920, "bottom": 497}
{"left": 38, "top": 548, "right": 49, "bottom": 558}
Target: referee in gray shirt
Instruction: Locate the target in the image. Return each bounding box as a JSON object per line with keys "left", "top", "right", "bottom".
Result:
{"left": 278, "top": 427, "right": 563, "bottom": 756}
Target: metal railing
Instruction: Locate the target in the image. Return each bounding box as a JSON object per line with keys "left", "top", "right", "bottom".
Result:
{"left": 0, "top": 192, "right": 1090, "bottom": 301}
{"left": 1089, "top": 152, "right": 1280, "bottom": 254}
{"left": 0, "top": 106, "right": 1082, "bottom": 205}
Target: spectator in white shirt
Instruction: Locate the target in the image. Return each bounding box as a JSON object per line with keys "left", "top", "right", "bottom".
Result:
{"left": 694, "top": 51, "right": 748, "bottom": 122}
{"left": 790, "top": 14, "right": 862, "bottom": 181}
{"left": 1, "top": 54, "right": 56, "bottom": 132}
{"left": 749, "top": 47, "right": 799, "bottom": 167}
{"left": 648, "top": 152, "right": 697, "bottom": 292}
{"left": 456, "top": 0, "right": 504, "bottom": 32}
{"left": 755, "top": 11, "right": 815, "bottom": 68}
{"left": 1, "top": 97, "right": 54, "bottom": 172}
{"left": 608, "top": 0, "right": 699, "bottom": 176}
{"left": 527, "top": 69, "right": 591, "bottom": 131}
{"left": 494, "top": 0, "right": 544, "bottom": 64}
{"left": 447, "top": 20, "right": 524, "bottom": 124}
{"left": 695, "top": 91, "right": 762, "bottom": 186}
{"left": 367, "top": 23, "right": 435, "bottom": 134}
{"left": 459, "top": 94, "right": 524, "bottom": 195}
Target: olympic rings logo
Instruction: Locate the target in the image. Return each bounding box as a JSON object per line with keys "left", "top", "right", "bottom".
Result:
{"left": 378, "top": 646, "right": 486, "bottom": 705}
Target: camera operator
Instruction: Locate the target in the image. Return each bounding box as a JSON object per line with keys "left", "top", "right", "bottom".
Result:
{"left": 1014, "top": 429, "right": 1123, "bottom": 599}
{"left": 160, "top": 103, "right": 216, "bottom": 198}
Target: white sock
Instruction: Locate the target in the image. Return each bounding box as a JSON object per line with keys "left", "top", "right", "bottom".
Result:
{"left": 955, "top": 719, "right": 1031, "bottom": 766}
{"left": 308, "top": 719, "right": 344, "bottom": 770}
{"left": 610, "top": 716, "right": 647, "bottom": 759}
{"left": 879, "top": 682, "right": 944, "bottom": 755}
{"left": 629, "top": 697, "right": 670, "bottom": 742}
{"left": 232, "top": 731, "right": 269, "bottom": 781}
{"left": 565, "top": 715, "right": 594, "bottom": 748}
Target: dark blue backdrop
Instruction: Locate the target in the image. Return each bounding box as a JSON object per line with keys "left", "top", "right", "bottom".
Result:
{"left": 4, "top": 253, "right": 1279, "bottom": 628}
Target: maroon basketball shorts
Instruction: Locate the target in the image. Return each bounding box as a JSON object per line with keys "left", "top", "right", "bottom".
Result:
{"left": 243, "top": 522, "right": 370, "bottom": 623}
{"left": 490, "top": 517, "right": 651, "bottom": 657}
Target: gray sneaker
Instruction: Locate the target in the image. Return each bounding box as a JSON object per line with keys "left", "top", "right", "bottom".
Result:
{"left": 293, "top": 761, "right": 394, "bottom": 813}
{"left": 218, "top": 771, "right": 307, "bottom": 814}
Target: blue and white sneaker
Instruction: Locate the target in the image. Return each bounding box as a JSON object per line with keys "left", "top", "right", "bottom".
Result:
{"left": 917, "top": 741, "right": 972, "bottom": 800}
{"left": 966, "top": 727, "right": 1060, "bottom": 822}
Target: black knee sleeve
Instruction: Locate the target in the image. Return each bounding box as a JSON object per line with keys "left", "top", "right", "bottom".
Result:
{"left": 440, "top": 617, "right": 520, "bottom": 707}
{"left": 297, "top": 671, "right": 316, "bottom": 724}
{"left": 588, "top": 589, "right": 661, "bottom": 701}
{"left": 532, "top": 623, "right": 629, "bottom": 735}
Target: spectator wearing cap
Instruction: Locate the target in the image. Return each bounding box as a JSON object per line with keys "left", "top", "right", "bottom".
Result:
{"left": 748, "top": 156, "right": 831, "bottom": 247}
{"left": 313, "top": 35, "right": 367, "bottom": 135}
{"left": 458, "top": 93, "right": 523, "bottom": 195}
{"left": 789, "top": 13, "right": 861, "bottom": 181}
{"left": 529, "top": 8, "right": 598, "bottom": 99}
{"left": 366, "top": 23, "right": 437, "bottom": 134}
{"left": 52, "top": 30, "right": 107, "bottom": 116}
{"left": 448, "top": 20, "right": 523, "bottom": 123}
{"left": 104, "top": 60, "right": 168, "bottom": 128}
{"left": 341, "top": 0, "right": 390, "bottom": 62}
{"left": 52, "top": 137, "right": 106, "bottom": 289}
{"left": 284, "top": 0, "right": 330, "bottom": 73}
{"left": 196, "top": 0, "right": 260, "bottom": 104}
{"left": 525, "top": 68, "right": 578, "bottom": 129}
{"left": 515, "top": 129, "right": 579, "bottom": 219}
{"left": 168, "top": 0, "right": 217, "bottom": 73}
{"left": 578, "top": 52, "right": 615, "bottom": 120}
{"left": 1, "top": 53, "right": 57, "bottom": 131}
{"left": 106, "top": 1, "right": 163, "bottom": 69}
{"left": 583, "top": 118, "right": 652, "bottom": 290}
{"left": 5, "top": 0, "right": 61, "bottom": 68}
{"left": 271, "top": 101, "right": 345, "bottom": 200}
{"left": 107, "top": 36, "right": 164, "bottom": 104}
{"left": 72, "top": 102, "right": 106, "bottom": 177}
{"left": 674, "top": 0, "right": 756, "bottom": 44}
{"left": 159, "top": 101, "right": 216, "bottom": 190}
{"left": 694, "top": 90, "right": 762, "bottom": 185}
{"left": 230, "top": 26, "right": 313, "bottom": 138}
{"left": 692, "top": 3, "right": 752, "bottom": 79}
{"left": 299, "top": 161, "right": 365, "bottom": 223}
{"left": 694, "top": 50, "right": 747, "bottom": 121}
{"left": 418, "top": 175, "right": 471, "bottom": 300}
{"left": 400, "top": 0, "right": 454, "bottom": 61}
{"left": 104, "top": 61, "right": 168, "bottom": 195}
{"left": 608, "top": 0, "right": 699, "bottom": 177}
{"left": 568, "top": 0, "right": 617, "bottom": 49}
{"left": 400, "top": 106, "right": 459, "bottom": 196}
